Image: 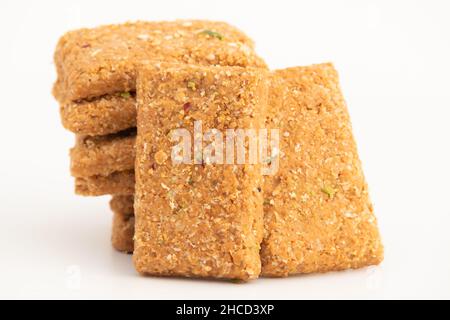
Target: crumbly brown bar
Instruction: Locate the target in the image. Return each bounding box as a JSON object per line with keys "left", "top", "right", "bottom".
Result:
{"left": 112, "top": 212, "right": 135, "bottom": 253}
{"left": 110, "top": 195, "right": 135, "bottom": 253}
{"left": 74, "top": 170, "right": 136, "bottom": 195}
{"left": 53, "top": 20, "right": 267, "bottom": 103}
{"left": 71, "top": 128, "right": 135, "bottom": 178}
{"left": 75, "top": 170, "right": 134, "bottom": 196}
{"left": 111, "top": 213, "right": 135, "bottom": 253}
{"left": 110, "top": 195, "right": 134, "bottom": 216}
{"left": 60, "top": 93, "right": 137, "bottom": 136}
{"left": 134, "top": 64, "right": 267, "bottom": 280}
{"left": 261, "top": 64, "right": 383, "bottom": 276}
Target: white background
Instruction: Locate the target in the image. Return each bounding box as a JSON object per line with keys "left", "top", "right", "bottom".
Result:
{"left": 0, "top": 0, "right": 449, "bottom": 300}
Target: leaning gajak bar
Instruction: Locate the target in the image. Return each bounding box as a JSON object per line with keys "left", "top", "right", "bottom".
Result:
{"left": 53, "top": 20, "right": 267, "bottom": 103}
{"left": 261, "top": 64, "right": 383, "bottom": 276}
{"left": 133, "top": 63, "right": 268, "bottom": 280}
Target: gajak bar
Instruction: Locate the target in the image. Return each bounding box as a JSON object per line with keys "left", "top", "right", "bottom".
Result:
{"left": 111, "top": 212, "right": 135, "bottom": 253}
{"left": 133, "top": 63, "right": 268, "bottom": 280}
{"left": 110, "top": 195, "right": 135, "bottom": 216}
{"left": 75, "top": 170, "right": 135, "bottom": 196}
{"left": 53, "top": 20, "right": 267, "bottom": 103}
{"left": 60, "top": 93, "right": 137, "bottom": 136}
{"left": 261, "top": 64, "right": 383, "bottom": 276}
{"left": 110, "top": 195, "right": 135, "bottom": 253}
{"left": 70, "top": 128, "right": 136, "bottom": 178}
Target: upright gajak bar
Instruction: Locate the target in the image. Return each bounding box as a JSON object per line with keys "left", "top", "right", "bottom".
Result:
{"left": 53, "top": 20, "right": 267, "bottom": 103}
{"left": 110, "top": 195, "right": 135, "bottom": 253}
{"left": 261, "top": 64, "right": 383, "bottom": 276}
{"left": 71, "top": 128, "right": 136, "bottom": 178}
{"left": 134, "top": 64, "right": 268, "bottom": 280}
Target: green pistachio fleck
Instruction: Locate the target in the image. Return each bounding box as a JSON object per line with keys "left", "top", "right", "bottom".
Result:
{"left": 321, "top": 185, "right": 336, "bottom": 198}
{"left": 120, "top": 91, "right": 131, "bottom": 99}
{"left": 200, "top": 30, "right": 224, "bottom": 40}
{"left": 187, "top": 81, "right": 196, "bottom": 91}
{"left": 263, "top": 199, "right": 271, "bottom": 206}
{"left": 187, "top": 178, "right": 194, "bottom": 186}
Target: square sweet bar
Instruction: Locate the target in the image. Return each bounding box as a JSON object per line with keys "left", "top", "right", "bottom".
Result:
{"left": 261, "top": 64, "right": 383, "bottom": 276}
{"left": 134, "top": 63, "right": 268, "bottom": 280}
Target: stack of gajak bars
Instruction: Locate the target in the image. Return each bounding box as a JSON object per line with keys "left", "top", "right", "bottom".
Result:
{"left": 53, "top": 20, "right": 383, "bottom": 281}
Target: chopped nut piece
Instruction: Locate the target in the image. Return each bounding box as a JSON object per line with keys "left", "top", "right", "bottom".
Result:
{"left": 206, "top": 53, "right": 216, "bottom": 61}
{"left": 183, "top": 102, "right": 192, "bottom": 113}
{"left": 154, "top": 150, "right": 168, "bottom": 165}
{"left": 321, "top": 185, "right": 336, "bottom": 198}
{"left": 187, "top": 81, "right": 196, "bottom": 91}
{"left": 120, "top": 92, "right": 131, "bottom": 99}
{"left": 199, "top": 29, "right": 224, "bottom": 40}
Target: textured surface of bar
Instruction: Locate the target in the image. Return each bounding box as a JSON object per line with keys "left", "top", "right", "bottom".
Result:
{"left": 53, "top": 20, "right": 267, "bottom": 103}
{"left": 110, "top": 195, "right": 135, "bottom": 216}
{"left": 75, "top": 170, "right": 135, "bottom": 196}
{"left": 261, "top": 64, "right": 383, "bottom": 276}
{"left": 111, "top": 195, "right": 135, "bottom": 253}
{"left": 134, "top": 64, "right": 267, "bottom": 280}
{"left": 71, "top": 129, "right": 136, "bottom": 178}
{"left": 60, "top": 93, "right": 137, "bottom": 136}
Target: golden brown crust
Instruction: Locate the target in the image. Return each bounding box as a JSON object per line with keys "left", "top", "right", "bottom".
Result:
{"left": 53, "top": 20, "right": 267, "bottom": 102}
{"left": 75, "top": 170, "right": 135, "bottom": 196}
{"left": 111, "top": 201, "right": 135, "bottom": 254}
{"left": 70, "top": 129, "right": 136, "bottom": 178}
{"left": 261, "top": 64, "right": 383, "bottom": 277}
{"left": 110, "top": 195, "right": 136, "bottom": 254}
{"left": 60, "top": 93, "right": 137, "bottom": 136}
{"left": 110, "top": 195, "right": 134, "bottom": 216}
{"left": 133, "top": 64, "right": 267, "bottom": 280}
